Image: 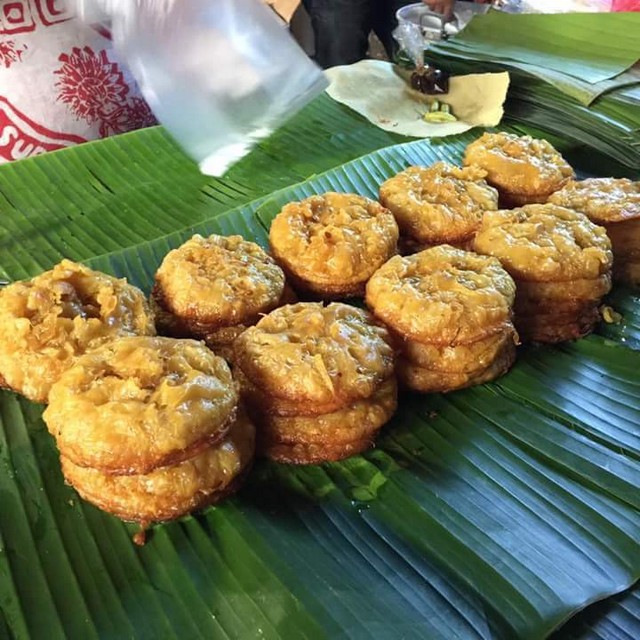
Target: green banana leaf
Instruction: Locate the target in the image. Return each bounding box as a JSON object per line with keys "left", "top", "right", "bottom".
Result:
{"left": 433, "top": 10, "right": 640, "bottom": 86}
{"left": 0, "top": 95, "right": 639, "bottom": 640}
{"left": 428, "top": 41, "right": 640, "bottom": 107}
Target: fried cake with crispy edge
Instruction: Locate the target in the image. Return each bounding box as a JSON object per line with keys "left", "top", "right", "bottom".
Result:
{"left": 400, "top": 327, "right": 518, "bottom": 374}
{"left": 548, "top": 178, "right": 640, "bottom": 225}
{"left": 473, "top": 204, "right": 613, "bottom": 283}
{"left": 152, "top": 282, "right": 297, "bottom": 361}
{"left": 365, "top": 245, "right": 516, "bottom": 346}
{"left": 512, "top": 275, "right": 612, "bottom": 311}
{"left": 602, "top": 220, "right": 640, "bottom": 286}
{"left": 61, "top": 409, "right": 255, "bottom": 523}
{"left": 397, "top": 338, "right": 516, "bottom": 393}
{"left": 44, "top": 336, "right": 238, "bottom": 475}
{"left": 0, "top": 259, "right": 155, "bottom": 404}
{"left": 463, "top": 132, "right": 575, "bottom": 205}
{"left": 379, "top": 162, "right": 498, "bottom": 246}
{"left": 514, "top": 305, "right": 601, "bottom": 344}
{"left": 612, "top": 260, "right": 640, "bottom": 287}
{"left": 262, "top": 437, "right": 374, "bottom": 465}
{"left": 269, "top": 192, "right": 399, "bottom": 299}
{"left": 549, "top": 178, "right": 640, "bottom": 285}
{"left": 254, "top": 377, "right": 397, "bottom": 448}
{"left": 234, "top": 302, "right": 395, "bottom": 414}
{"left": 153, "top": 234, "right": 286, "bottom": 335}
{"left": 398, "top": 235, "right": 475, "bottom": 257}
{"left": 604, "top": 219, "right": 640, "bottom": 260}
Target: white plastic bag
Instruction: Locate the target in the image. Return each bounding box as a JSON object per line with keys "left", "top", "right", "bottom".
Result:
{"left": 75, "top": 0, "right": 327, "bottom": 175}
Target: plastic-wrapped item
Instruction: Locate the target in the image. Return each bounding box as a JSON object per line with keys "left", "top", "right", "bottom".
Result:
{"left": 393, "top": 22, "right": 427, "bottom": 67}
{"left": 74, "top": 0, "right": 327, "bottom": 175}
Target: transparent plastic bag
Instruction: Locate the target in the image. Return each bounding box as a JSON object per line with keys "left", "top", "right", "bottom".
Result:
{"left": 74, "top": 0, "right": 327, "bottom": 175}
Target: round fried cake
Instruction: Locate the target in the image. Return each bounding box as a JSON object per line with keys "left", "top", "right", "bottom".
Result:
{"left": 464, "top": 132, "right": 575, "bottom": 205}
{"left": 0, "top": 259, "right": 155, "bottom": 404}
{"left": 515, "top": 305, "right": 601, "bottom": 343}
{"left": 513, "top": 275, "right": 612, "bottom": 310}
{"left": 262, "top": 437, "right": 373, "bottom": 465}
{"left": 379, "top": 162, "right": 498, "bottom": 245}
{"left": 61, "top": 408, "right": 255, "bottom": 523}
{"left": 234, "top": 302, "right": 395, "bottom": 414}
{"left": 152, "top": 281, "right": 297, "bottom": 362}
{"left": 401, "top": 328, "right": 518, "bottom": 373}
{"left": 261, "top": 438, "right": 373, "bottom": 464}
{"left": 549, "top": 178, "right": 640, "bottom": 285}
{"left": 365, "top": 246, "right": 516, "bottom": 346}
{"left": 44, "top": 336, "right": 238, "bottom": 475}
{"left": 269, "top": 192, "right": 399, "bottom": 298}
{"left": 548, "top": 178, "right": 640, "bottom": 224}
{"left": 257, "top": 377, "right": 397, "bottom": 447}
{"left": 473, "top": 204, "right": 613, "bottom": 282}
{"left": 153, "top": 234, "right": 286, "bottom": 336}
{"left": 398, "top": 338, "right": 516, "bottom": 393}
{"left": 612, "top": 260, "right": 640, "bottom": 287}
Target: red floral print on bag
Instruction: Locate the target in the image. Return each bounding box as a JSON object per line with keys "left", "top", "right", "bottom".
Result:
{"left": 54, "top": 45, "right": 156, "bottom": 136}
{"left": 0, "top": 38, "right": 26, "bottom": 67}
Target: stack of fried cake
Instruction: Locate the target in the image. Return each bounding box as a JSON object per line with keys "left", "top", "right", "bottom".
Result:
{"left": 0, "top": 259, "right": 155, "bottom": 404}
{"left": 43, "top": 336, "right": 254, "bottom": 527}
{"left": 474, "top": 204, "right": 613, "bottom": 343}
{"left": 549, "top": 177, "right": 640, "bottom": 286}
{"left": 269, "top": 192, "right": 398, "bottom": 299}
{"left": 152, "top": 234, "right": 292, "bottom": 361}
{"left": 366, "top": 245, "right": 518, "bottom": 393}
{"left": 379, "top": 162, "right": 499, "bottom": 254}
{"left": 233, "top": 302, "right": 397, "bottom": 464}
{"left": 464, "top": 132, "right": 575, "bottom": 207}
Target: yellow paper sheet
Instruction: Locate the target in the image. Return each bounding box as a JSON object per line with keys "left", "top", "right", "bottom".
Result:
{"left": 325, "top": 60, "right": 510, "bottom": 138}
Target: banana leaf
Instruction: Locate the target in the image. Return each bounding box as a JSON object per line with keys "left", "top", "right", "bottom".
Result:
{"left": 0, "top": 95, "right": 407, "bottom": 282}
{"left": 432, "top": 10, "right": 640, "bottom": 88}
{"left": 428, "top": 40, "right": 640, "bottom": 107}
{"left": 0, "top": 97, "right": 639, "bottom": 639}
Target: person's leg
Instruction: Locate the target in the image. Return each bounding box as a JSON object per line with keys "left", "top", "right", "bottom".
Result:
{"left": 302, "top": 0, "right": 373, "bottom": 68}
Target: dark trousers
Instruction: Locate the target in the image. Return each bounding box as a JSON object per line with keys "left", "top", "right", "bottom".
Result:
{"left": 302, "top": 0, "right": 414, "bottom": 68}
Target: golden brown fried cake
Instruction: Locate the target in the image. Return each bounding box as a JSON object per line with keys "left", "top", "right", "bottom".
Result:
{"left": 379, "top": 162, "right": 498, "bottom": 246}
{"left": 473, "top": 204, "right": 613, "bottom": 342}
{"left": 269, "top": 192, "right": 399, "bottom": 298}
{"left": 257, "top": 379, "right": 396, "bottom": 464}
{"left": 548, "top": 177, "right": 640, "bottom": 224}
{"left": 234, "top": 302, "right": 395, "bottom": 415}
{"left": 400, "top": 328, "right": 518, "bottom": 374}
{"left": 60, "top": 409, "right": 255, "bottom": 523}
{"left": 548, "top": 178, "right": 640, "bottom": 286}
{"left": 612, "top": 260, "right": 640, "bottom": 288}
{"left": 514, "top": 307, "right": 601, "bottom": 343}
{"left": 464, "top": 132, "right": 575, "bottom": 206}
{"left": 365, "top": 246, "right": 516, "bottom": 345}
{"left": 257, "top": 378, "right": 397, "bottom": 446}
{"left": 398, "top": 235, "right": 475, "bottom": 257}
{"left": 262, "top": 438, "right": 373, "bottom": 464}
{"left": 0, "top": 260, "right": 155, "bottom": 403}
{"left": 473, "top": 204, "right": 612, "bottom": 282}
{"left": 263, "top": 437, "right": 374, "bottom": 465}
{"left": 397, "top": 338, "right": 516, "bottom": 393}
{"left": 513, "top": 275, "right": 612, "bottom": 311}
{"left": 153, "top": 234, "right": 286, "bottom": 339}
{"left": 44, "top": 336, "right": 238, "bottom": 475}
